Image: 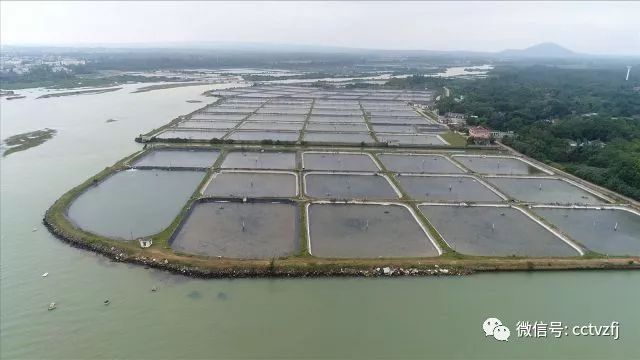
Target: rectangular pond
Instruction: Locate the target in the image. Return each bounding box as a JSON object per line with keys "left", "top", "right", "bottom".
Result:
{"left": 155, "top": 130, "right": 228, "bottom": 141}
{"left": 452, "top": 156, "right": 545, "bottom": 175}
{"left": 176, "top": 120, "right": 240, "bottom": 130}
{"left": 370, "top": 116, "right": 428, "bottom": 125}
{"left": 398, "top": 175, "right": 503, "bottom": 202}
{"left": 311, "top": 110, "right": 363, "bottom": 116}
{"left": 371, "top": 124, "right": 416, "bottom": 133}
{"left": 304, "top": 173, "right": 399, "bottom": 200}
{"left": 133, "top": 149, "right": 220, "bottom": 168}
{"left": 190, "top": 114, "right": 248, "bottom": 121}
{"left": 308, "top": 115, "right": 364, "bottom": 123}
{"left": 203, "top": 171, "right": 297, "bottom": 198}
{"left": 305, "top": 123, "right": 369, "bottom": 132}
{"left": 487, "top": 177, "right": 606, "bottom": 204}
{"left": 257, "top": 108, "right": 307, "bottom": 115}
{"left": 532, "top": 207, "right": 640, "bottom": 256}
{"left": 378, "top": 154, "right": 464, "bottom": 174}
{"left": 308, "top": 203, "right": 439, "bottom": 258}
{"left": 239, "top": 122, "right": 303, "bottom": 131}
{"left": 227, "top": 130, "right": 300, "bottom": 142}
{"left": 303, "top": 132, "right": 374, "bottom": 144}
{"left": 171, "top": 201, "right": 299, "bottom": 258}
{"left": 247, "top": 114, "right": 307, "bottom": 122}
{"left": 302, "top": 152, "right": 379, "bottom": 172}
{"left": 67, "top": 169, "right": 204, "bottom": 239}
{"left": 377, "top": 134, "right": 446, "bottom": 146}
{"left": 221, "top": 151, "right": 297, "bottom": 170}
{"left": 419, "top": 205, "right": 580, "bottom": 257}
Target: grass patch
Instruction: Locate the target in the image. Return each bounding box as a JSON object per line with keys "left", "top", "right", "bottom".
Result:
{"left": 441, "top": 131, "right": 467, "bottom": 147}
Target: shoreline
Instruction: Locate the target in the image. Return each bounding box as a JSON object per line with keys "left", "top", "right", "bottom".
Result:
{"left": 43, "top": 211, "right": 639, "bottom": 279}
{"left": 41, "top": 141, "right": 640, "bottom": 279}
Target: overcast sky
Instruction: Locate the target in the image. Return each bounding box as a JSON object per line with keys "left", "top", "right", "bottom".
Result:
{"left": 2, "top": 1, "right": 639, "bottom": 55}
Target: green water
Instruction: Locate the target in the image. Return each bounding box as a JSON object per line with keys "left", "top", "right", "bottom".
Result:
{"left": 1, "top": 84, "right": 639, "bottom": 359}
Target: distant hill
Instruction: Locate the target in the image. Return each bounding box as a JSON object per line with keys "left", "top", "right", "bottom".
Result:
{"left": 499, "top": 42, "right": 578, "bottom": 58}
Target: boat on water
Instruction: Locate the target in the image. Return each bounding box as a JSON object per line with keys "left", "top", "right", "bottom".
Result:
{"left": 48, "top": 302, "right": 56, "bottom": 311}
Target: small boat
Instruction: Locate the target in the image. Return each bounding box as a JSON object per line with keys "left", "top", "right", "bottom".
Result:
{"left": 104, "top": 299, "right": 110, "bottom": 306}
{"left": 48, "top": 302, "right": 56, "bottom": 311}
{"left": 42, "top": 272, "right": 49, "bottom": 277}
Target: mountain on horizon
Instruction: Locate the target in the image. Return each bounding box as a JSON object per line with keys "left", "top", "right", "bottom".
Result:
{"left": 499, "top": 42, "right": 577, "bottom": 58}
{"left": 1, "top": 41, "right": 594, "bottom": 59}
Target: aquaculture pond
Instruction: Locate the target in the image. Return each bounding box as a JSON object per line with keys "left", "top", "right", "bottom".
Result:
{"left": 378, "top": 154, "right": 464, "bottom": 174}
{"left": 203, "top": 171, "right": 298, "bottom": 198}
{"left": 132, "top": 149, "right": 220, "bottom": 168}
{"left": 227, "top": 130, "right": 300, "bottom": 142}
{"left": 533, "top": 207, "right": 640, "bottom": 256}
{"left": 304, "top": 173, "right": 399, "bottom": 200}
{"left": 397, "top": 175, "right": 503, "bottom": 202}
{"left": 221, "top": 151, "right": 297, "bottom": 170}
{"left": 418, "top": 205, "right": 580, "bottom": 257}
{"left": 377, "top": 134, "right": 446, "bottom": 145}
{"left": 302, "top": 152, "right": 379, "bottom": 172}
{"left": 452, "top": 156, "right": 544, "bottom": 175}
{"left": 155, "top": 129, "right": 228, "bottom": 140}
{"left": 171, "top": 201, "right": 299, "bottom": 258}
{"left": 488, "top": 177, "right": 606, "bottom": 204}
{"left": 303, "top": 132, "right": 374, "bottom": 144}
{"left": 308, "top": 203, "right": 439, "bottom": 258}
{"left": 67, "top": 169, "right": 204, "bottom": 239}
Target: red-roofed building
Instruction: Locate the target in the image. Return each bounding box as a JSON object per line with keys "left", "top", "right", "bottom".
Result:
{"left": 468, "top": 126, "right": 491, "bottom": 144}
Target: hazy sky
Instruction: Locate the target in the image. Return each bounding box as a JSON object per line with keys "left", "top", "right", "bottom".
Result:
{"left": 2, "top": 1, "right": 639, "bottom": 55}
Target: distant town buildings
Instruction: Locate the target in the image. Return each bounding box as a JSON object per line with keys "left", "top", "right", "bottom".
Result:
{"left": 0, "top": 54, "right": 86, "bottom": 75}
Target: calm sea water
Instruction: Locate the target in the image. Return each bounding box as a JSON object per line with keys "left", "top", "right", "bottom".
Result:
{"left": 1, "top": 83, "right": 639, "bottom": 359}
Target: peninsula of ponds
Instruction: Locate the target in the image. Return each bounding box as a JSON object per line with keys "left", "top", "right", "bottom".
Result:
{"left": 44, "top": 86, "right": 640, "bottom": 277}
